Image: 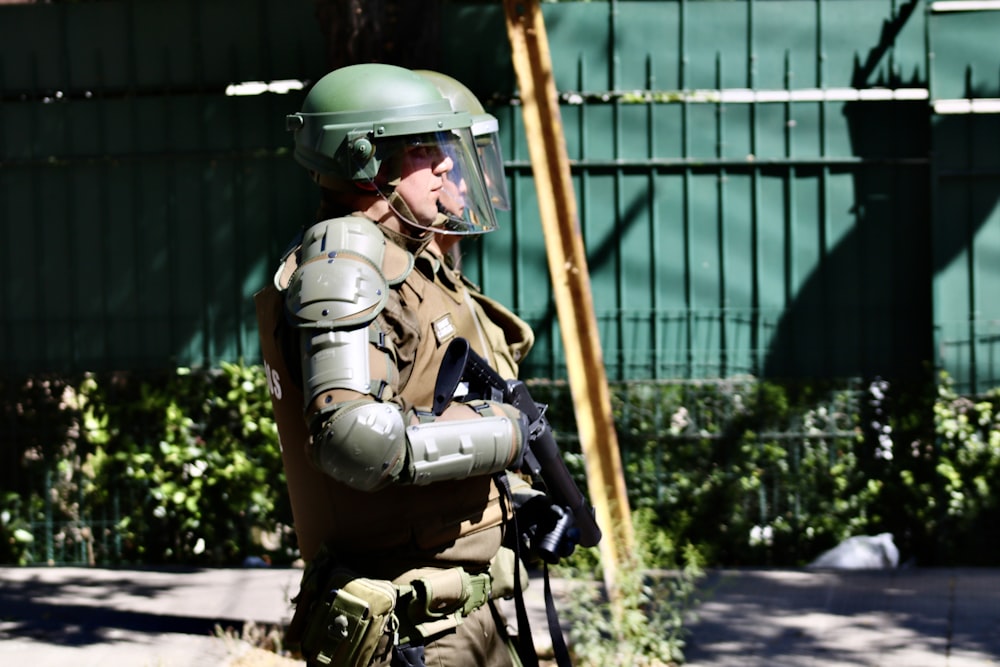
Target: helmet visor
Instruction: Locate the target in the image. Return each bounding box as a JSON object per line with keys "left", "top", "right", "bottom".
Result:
{"left": 475, "top": 131, "right": 511, "bottom": 211}
{"left": 376, "top": 128, "right": 499, "bottom": 235}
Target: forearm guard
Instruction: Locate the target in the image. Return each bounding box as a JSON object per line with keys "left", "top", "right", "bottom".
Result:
{"left": 310, "top": 400, "right": 525, "bottom": 491}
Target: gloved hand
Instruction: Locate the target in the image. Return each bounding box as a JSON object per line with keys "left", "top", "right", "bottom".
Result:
{"left": 508, "top": 480, "right": 579, "bottom": 564}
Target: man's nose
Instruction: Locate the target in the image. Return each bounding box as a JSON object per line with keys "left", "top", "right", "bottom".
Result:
{"left": 434, "top": 153, "right": 454, "bottom": 174}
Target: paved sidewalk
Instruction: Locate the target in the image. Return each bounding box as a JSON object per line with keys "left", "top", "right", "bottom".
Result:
{"left": 1, "top": 565, "right": 998, "bottom": 666}
{"left": 683, "top": 568, "right": 1000, "bottom": 666}
{"left": 0, "top": 565, "right": 302, "bottom": 667}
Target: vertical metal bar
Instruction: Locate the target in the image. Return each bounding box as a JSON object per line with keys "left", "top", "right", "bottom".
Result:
{"left": 192, "top": 0, "right": 212, "bottom": 366}
{"left": 230, "top": 44, "right": 247, "bottom": 360}
{"left": 716, "top": 52, "right": 728, "bottom": 377}
{"left": 785, "top": 50, "right": 797, "bottom": 330}
{"left": 647, "top": 53, "right": 660, "bottom": 379}
{"left": 964, "top": 68, "right": 978, "bottom": 392}
{"left": 609, "top": 0, "right": 619, "bottom": 92}
{"left": 29, "top": 53, "right": 45, "bottom": 370}
{"left": 126, "top": 0, "right": 144, "bottom": 369}
{"left": 164, "top": 45, "right": 182, "bottom": 366}
{"left": 97, "top": 47, "right": 111, "bottom": 368}
{"left": 680, "top": 0, "right": 693, "bottom": 378}
{"left": 817, "top": 0, "right": 831, "bottom": 375}
{"left": 58, "top": 3, "right": 80, "bottom": 369}
{"left": 748, "top": 0, "right": 762, "bottom": 376}
{"left": 607, "top": 32, "right": 627, "bottom": 379}
{"left": 578, "top": 56, "right": 594, "bottom": 378}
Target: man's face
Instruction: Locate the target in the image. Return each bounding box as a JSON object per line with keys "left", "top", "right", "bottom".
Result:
{"left": 391, "top": 141, "right": 454, "bottom": 227}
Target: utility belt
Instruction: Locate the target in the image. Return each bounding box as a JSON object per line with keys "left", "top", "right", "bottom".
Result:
{"left": 289, "top": 547, "right": 495, "bottom": 667}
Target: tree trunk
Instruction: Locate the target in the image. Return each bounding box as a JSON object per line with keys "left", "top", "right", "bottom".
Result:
{"left": 313, "top": 0, "right": 443, "bottom": 72}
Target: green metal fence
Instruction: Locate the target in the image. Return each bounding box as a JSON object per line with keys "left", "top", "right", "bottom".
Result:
{"left": 1, "top": 0, "right": 998, "bottom": 389}
{"left": 445, "top": 0, "right": 935, "bottom": 383}
{"left": 928, "top": 2, "right": 1000, "bottom": 394}
{"left": 0, "top": 0, "right": 324, "bottom": 375}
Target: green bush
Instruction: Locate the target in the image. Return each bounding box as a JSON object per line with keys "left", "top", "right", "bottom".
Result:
{"left": 3, "top": 366, "right": 1000, "bottom": 568}
{"left": 560, "top": 508, "right": 705, "bottom": 667}
{"left": 0, "top": 364, "right": 295, "bottom": 566}
{"left": 536, "top": 378, "right": 876, "bottom": 566}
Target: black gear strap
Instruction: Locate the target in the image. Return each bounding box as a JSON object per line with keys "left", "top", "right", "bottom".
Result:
{"left": 497, "top": 473, "right": 574, "bottom": 667}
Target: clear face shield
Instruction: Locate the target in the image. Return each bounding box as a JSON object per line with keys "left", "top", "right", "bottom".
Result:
{"left": 471, "top": 116, "right": 511, "bottom": 211}
{"left": 372, "top": 127, "right": 499, "bottom": 236}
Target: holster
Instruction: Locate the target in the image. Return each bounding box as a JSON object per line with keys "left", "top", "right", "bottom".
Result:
{"left": 395, "top": 567, "right": 492, "bottom": 644}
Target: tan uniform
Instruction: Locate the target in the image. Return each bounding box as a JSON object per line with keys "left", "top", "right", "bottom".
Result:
{"left": 255, "top": 219, "right": 533, "bottom": 665}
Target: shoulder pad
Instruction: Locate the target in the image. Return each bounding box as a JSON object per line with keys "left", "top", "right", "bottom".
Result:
{"left": 383, "top": 240, "right": 415, "bottom": 285}
{"left": 286, "top": 217, "right": 389, "bottom": 329}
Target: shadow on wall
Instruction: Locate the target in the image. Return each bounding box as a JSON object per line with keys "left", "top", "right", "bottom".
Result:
{"left": 762, "top": 0, "right": 935, "bottom": 382}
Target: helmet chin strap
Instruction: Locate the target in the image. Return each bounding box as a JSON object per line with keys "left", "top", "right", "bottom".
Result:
{"left": 381, "top": 189, "right": 437, "bottom": 255}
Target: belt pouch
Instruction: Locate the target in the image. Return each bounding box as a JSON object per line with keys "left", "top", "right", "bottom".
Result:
{"left": 301, "top": 568, "right": 398, "bottom": 667}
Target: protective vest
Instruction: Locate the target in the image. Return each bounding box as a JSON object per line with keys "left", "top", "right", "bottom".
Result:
{"left": 255, "top": 225, "right": 534, "bottom": 576}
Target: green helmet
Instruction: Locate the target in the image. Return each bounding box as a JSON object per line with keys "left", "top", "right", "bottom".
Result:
{"left": 416, "top": 70, "right": 511, "bottom": 211}
{"left": 287, "top": 63, "right": 498, "bottom": 234}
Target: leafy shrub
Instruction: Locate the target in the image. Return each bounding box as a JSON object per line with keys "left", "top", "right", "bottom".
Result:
{"left": 535, "top": 378, "right": 876, "bottom": 566}
{"left": 4, "top": 366, "right": 1000, "bottom": 568}
{"left": 560, "top": 507, "right": 705, "bottom": 667}
{"left": 0, "top": 364, "right": 294, "bottom": 566}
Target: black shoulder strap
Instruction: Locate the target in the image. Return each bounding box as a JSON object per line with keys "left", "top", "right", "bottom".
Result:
{"left": 497, "top": 474, "right": 574, "bottom": 667}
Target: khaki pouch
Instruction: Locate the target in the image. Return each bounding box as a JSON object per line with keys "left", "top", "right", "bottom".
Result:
{"left": 300, "top": 567, "right": 398, "bottom": 667}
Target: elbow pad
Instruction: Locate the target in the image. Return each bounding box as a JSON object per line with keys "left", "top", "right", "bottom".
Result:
{"left": 310, "top": 399, "right": 409, "bottom": 492}
{"left": 310, "top": 400, "right": 527, "bottom": 491}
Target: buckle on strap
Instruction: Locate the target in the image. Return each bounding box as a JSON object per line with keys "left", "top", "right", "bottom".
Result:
{"left": 395, "top": 569, "right": 492, "bottom": 643}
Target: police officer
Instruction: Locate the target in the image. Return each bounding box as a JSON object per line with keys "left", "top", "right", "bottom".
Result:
{"left": 415, "top": 69, "right": 511, "bottom": 268}
{"left": 256, "top": 63, "right": 536, "bottom": 667}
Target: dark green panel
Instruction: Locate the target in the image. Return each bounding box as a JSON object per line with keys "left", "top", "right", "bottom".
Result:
{"left": 0, "top": 0, "right": 323, "bottom": 93}
{"left": 64, "top": 3, "right": 132, "bottom": 90}
{"left": 580, "top": 104, "right": 617, "bottom": 161}
{"left": 69, "top": 165, "right": 109, "bottom": 367}
{"left": 618, "top": 175, "right": 658, "bottom": 378}
{"left": 685, "top": 104, "right": 721, "bottom": 159}
{"left": 932, "top": 110, "right": 1000, "bottom": 392}
{"left": 651, "top": 104, "right": 687, "bottom": 159}
{"left": 752, "top": 103, "right": 792, "bottom": 160}
{"left": 615, "top": 7, "right": 683, "bottom": 91}
{"left": 720, "top": 104, "right": 753, "bottom": 161}
{"left": 0, "top": 5, "right": 61, "bottom": 92}
{"left": 755, "top": 172, "right": 789, "bottom": 313}
{"left": 1, "top": 101, "right": 34, "bottom": 163}
{"left": 2, "top": 170, "right": 42, "bottom": 373}
{"left": 652, "top": 171, "right": 689, "bottom": 313}
{"left": 618, "top": 104, "right": 652, "bottom": 160}
{"left": 0, "top": 0, "right": 948, "bottom": 384}
{"left": 929, "top": 6, "right": 1000, "bottom": 100}
{"left": 814, "top": 0, "right": 927, "bottom": 89}
{"left": 720, "top": 171, "right": 754, "bottom": 296}
{"left": 580, "top": 172, "right": 620, "bottom": 315}
{"left": 787, "top": 103, "right": 824, "bottom": 159}
{"left": 102, "top": 163, "right": 145, "bottom": 369}
{"left": 543, "top": 2, "right": 612, "bottom": 92}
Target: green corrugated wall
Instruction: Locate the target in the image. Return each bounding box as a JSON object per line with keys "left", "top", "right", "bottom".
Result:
{"left": 1, "top": 0, "right": 999, "bottom": 391}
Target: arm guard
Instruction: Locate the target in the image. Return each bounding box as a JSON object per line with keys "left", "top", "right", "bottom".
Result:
{"left": 286, "top": 217, "right": 525, "bottom": 492}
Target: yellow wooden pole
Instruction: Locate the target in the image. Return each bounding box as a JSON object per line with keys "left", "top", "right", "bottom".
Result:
{"left": 503, "top": 0, "right": 634, "bottom": 595}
